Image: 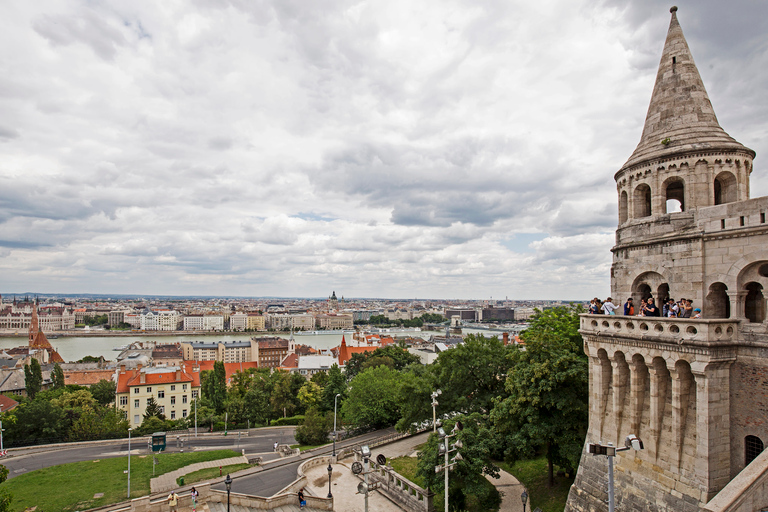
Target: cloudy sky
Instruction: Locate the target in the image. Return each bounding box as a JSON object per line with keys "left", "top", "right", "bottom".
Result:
{"left": 1, "top": 1, "right": 767, "bottom": 300}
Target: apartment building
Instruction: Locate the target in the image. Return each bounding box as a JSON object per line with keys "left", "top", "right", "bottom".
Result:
{"left": 115, "top": 364, "right": 201, "bottom": 427}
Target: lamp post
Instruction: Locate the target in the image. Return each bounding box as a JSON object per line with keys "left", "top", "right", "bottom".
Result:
{"left": 431, "top": 390, "right": 441, "bottom": 433}
{"left": 434, "top": 423, "right": 463, "bottom": 512}
{"left": 127, "top": 427, "right": 132, "bottom": 499}
{"left": 361, "top": 445, "right": 371, "bottom": 512}
{"left": 224, "top": 473, "right": 232, "bottom": 512}
{"left": 333, "top": 393, "right": 341, "bottom": 458}
{"left": 521, "top": 490, "right": 528, "bottom": 512}
{"left": 327, "top": 462, "right": 333, "bottom": 498}
{"left": 588, "top": 435, "right": 644, "bottom": 512}
{"left": 0, "top": 418, "right": 4, "bottom": 451}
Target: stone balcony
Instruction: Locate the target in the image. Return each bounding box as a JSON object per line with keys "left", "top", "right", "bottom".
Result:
{"left": 580, "top": 314, "right": 742, "bottom": 348}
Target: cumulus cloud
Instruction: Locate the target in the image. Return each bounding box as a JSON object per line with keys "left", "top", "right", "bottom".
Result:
{"left": 1, "top": 0, "right": 767, "bottom": 298}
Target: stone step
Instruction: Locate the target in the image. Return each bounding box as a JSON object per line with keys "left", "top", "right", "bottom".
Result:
{"left": 207, "top": 502, "right": 318, "bottom": 512}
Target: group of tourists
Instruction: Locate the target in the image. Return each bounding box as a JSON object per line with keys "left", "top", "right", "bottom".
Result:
{"left": 590, "top": 296, "right": 701, "bottom": 318}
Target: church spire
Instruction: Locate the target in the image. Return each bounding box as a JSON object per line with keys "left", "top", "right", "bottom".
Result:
{"left": 621, "top": 6, "right": 753, "bottom": 171}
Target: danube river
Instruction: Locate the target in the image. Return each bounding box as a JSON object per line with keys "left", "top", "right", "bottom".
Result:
{"left": 0, "top": 327, "right": 508, "bottom": 362}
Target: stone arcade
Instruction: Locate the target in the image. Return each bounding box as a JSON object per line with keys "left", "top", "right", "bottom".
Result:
{"left": 566, "top": 7, "right": 768, "bottom": 512}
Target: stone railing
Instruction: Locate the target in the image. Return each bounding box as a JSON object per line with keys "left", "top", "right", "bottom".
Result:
{"left": 701, "top": 447, "right": 768, "bottom": 512}
{"left": 365, "top": 460, "right": 434, "bottom": 512}
{"left": 85, "top": 482, "right": 333, "bottom": 511}
{"left": 580, "top": 314, "right": 740, "bottom": 347}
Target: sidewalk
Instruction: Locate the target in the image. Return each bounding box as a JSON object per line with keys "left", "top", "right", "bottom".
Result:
{"left": 150, "top": 455, "right": 249, "bottom": 493}
{"left": 486, "top": 470, "right": 528, "bottom": 512}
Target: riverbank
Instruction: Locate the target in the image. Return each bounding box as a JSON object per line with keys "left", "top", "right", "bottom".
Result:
{"left": 0, "top": 329, "right": 290, "bottom": 338}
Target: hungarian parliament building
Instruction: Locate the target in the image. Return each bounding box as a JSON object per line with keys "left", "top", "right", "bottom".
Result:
{"left": 0, "top": 296, "right": 75, "bottom": 332}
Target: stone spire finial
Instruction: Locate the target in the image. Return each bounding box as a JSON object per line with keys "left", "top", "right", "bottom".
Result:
{"left": 619, "top": 7, "right": 753, "bottom": 171}
{"left": 670, "top": 5, "right": 677, "bottom": 13}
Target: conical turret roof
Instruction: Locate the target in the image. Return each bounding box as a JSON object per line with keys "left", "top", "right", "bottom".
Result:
{"left": 620, "top": 7, "right": 753, "bottom": 171}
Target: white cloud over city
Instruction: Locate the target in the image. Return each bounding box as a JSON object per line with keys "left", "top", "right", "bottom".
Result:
{"left": 1, "top": 0, "right": 767, "bottom": 299}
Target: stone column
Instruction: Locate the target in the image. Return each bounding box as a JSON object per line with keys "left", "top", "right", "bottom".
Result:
{"left": 669, "top": 364, "right": 693, "bottom": 471}
{"left": 648, "top": 362, "right": 669, "bottom": 459}
{"left": 611, "top": 355, "right": 629, "bottom": 443}
{"left": 690, "top": 360, "right": 735, "bottom": 501}
{"left": 630, "top": 357, "right": 647, "bottom": 437}
{"left": 592, "top": 351, "right": 611, "bottom": 438}
{"left": 727, "top": 291, "right": 748, "bottom": 321}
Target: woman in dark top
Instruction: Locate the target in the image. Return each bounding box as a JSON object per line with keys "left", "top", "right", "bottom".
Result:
{"left": 643, "top": 298, "right": 660, "bottom": 316}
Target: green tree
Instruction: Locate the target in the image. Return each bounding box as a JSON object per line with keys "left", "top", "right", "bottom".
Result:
{"left": 416, "top": 415, "right": 501, "bottom": 511}
{"left": 143, "top": 396, "right": 165, "bottom": 421}
{"left": 297, "top": 381, "right": 322, "bottom": 410}
{"left": 342, "top": 365, "right": 402, "bottom": 430}
{"left": 270, "top": 371, "right": 299, "bottom": 418}
{"left": 90, "top": 379, "right": 117, "bottom": 406}
{"left": 203, "top": 361, "right": 227, "bottom": 413}
{"left": 430, "top": 334, "right": 510, "bottom": 416}
{"left": 0, "top": 464, "right": 11, "bottom": 512}
{"left": 5, "top": 400, "right": 67, "bottom": 445}
{"left": 491, "top": 305, "right": 588, "bottom": 485}
{"left": 321, "top": 364, "right": 347, "bottom": 413}
{"left": 52, "top": 363, "right": 65, "bottom": 390}
{"left": 294, "top": 407, "right": 332, "bottom": 445}
{"left": 23, "top": 358, "right": 43, "bottom": 399}
{"left": 77, "top": 355, "right": 101, "bottom": 364}
{"left": 395, "top": 365, "right": 434, "bottom": 433}
{"left": 343, "top": 352, "right": 369, "bottom": 380}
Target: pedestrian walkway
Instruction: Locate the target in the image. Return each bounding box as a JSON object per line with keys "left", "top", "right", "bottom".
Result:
{"left": 207, "top": 503, "right": 322, "bottom": 512}
{"left": 151, "top": 455, "right": 249, "bottom": 493}
{"left": 486, "top": 469, "right": 528, "bottom": 512}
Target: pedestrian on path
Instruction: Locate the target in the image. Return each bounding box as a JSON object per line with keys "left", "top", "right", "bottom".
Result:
{"left": 298, "top": 488, "right": 306, "bottom": 509}
{"left": 190, "top": 487, "right": 198, "bottom": 512}
{"left": 274, "top": 441, "right": 279, "bottom": 452}
{"left": 167, "top": 491, "right": 179, "bottom": 512}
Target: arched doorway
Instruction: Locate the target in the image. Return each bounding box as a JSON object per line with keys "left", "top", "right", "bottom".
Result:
{"left": 714, "top": 171, "right": 738, "bottom": 205}
{"left": 745, "top": 282, "right": 765, "bottom": 323}
{"left": 619, "top": 191, "right": 628, "bottom": 224}
{"left": 657, "top": 283, "right": 670, "bottom": 304}
{"left": 634, "top": 184, "right": 652, "bottom": 218}
{"left": 664, "top": 179, "right": 685, "bottom": 213}
{"left": 706, "top": 283, "right": 730, "bottom": 318}
{"left": 746, "top": 435, "right": 764, "bottom": 466}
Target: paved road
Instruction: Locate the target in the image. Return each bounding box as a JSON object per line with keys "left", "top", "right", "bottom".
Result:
{"left": 211, "top": 427, "right": 399, "bottom": 497}
{"left": 2, "top": 427, "right": 296, "bottom": 479}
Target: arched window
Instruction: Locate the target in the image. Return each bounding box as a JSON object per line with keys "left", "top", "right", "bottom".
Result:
{"left": 745, "top": 282, "right": 765, "bottom": 323}
{"left": 637, "top": 284, "right": 652, "bottom": 302}
{"left": 619, "top": 191, "right": 628, "bottom": 224}
{"left": 706, "top": 282, "right": 730, "bottom": 319}
{"left": 714, "top": 172, "right": 738, "bottom": 205}
{"left": 664, "top": 179, "right": 685, "bottom": 213}
{"left": 746, "top": 435, "right": 764, "bottom": 466}
{"left": 634, "top": 184, "right": 652, "bottom": 218}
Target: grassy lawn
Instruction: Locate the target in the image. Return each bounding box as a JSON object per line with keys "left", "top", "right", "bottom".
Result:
{"left": 497, "top": 458, "right": 574, "bottom": 512}
{"left": 176, "top": 463, "right": 252, "bottom": 486}
{"left": 2, "top": 449, "right": 242, "bottom": 512}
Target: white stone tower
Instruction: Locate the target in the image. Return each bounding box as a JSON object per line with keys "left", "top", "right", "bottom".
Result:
{"left": 566, "top": 7, "right": 768, "bottom": 511}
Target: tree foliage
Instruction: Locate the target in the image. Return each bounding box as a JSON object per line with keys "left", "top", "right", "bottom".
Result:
{"left": 342, "top": 365, "right": 402, "bottom": 430}
{"left": 294, "top": 407, "right": 332, "bottom": 445}
{"left": 430, "top": 334, "right": 510, "bottom": 416}
{"left": 51, "top": 363, "right": 65, "bottom": 390}
{"left": 202, "top": 361, "right": 227, "bottom": 414}
{"left": 90, "top": 379, "right": 117, "bottom": 406}
{"left": 491, "top": 304, "right": 588, "bottom": 485}
{"left": 143, "top": 396, "right": 165, "bottom": 421}
{"left": 23, "top": 358, "right": 43, "bottom": 399}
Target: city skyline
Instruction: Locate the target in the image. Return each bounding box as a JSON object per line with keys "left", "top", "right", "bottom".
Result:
{"left": 2, "top": 1, "right": 767, "bottom": 299}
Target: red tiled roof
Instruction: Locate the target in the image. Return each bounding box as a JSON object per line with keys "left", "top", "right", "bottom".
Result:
{"left": 0, "top": 394, "right": 19, "bottom": 413}
{"left": 64, "top": 369, "right": 115, "bottom": 387}
{"left": 116, "top": 363, "right": 201, "bottom": 394}
{"left": 281, "top": 353, "right": 299, "bottom": 369}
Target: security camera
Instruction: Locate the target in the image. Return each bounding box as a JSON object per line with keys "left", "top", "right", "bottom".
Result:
{"left": 625, "top": 434, "right": 644, "bottom": 451}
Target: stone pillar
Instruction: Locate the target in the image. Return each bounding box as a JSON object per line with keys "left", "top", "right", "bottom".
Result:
{"left": 648, "top": 361, "right": 669, "bottom": 459}
{"left": 611, "top": 355, "right": 629, "bottom": 443}
{"left": 669, "top": 364, "right": 693, "bottom": 471}
{"left": 592, "top": 351, "right": 611, "bottom": 439}
{"left": 630, "top": 357, "right": 647, "bottom": 437}
{"left": 727, "top": 291, "right": 748, "bottom": 321}
{"left": 690, "top": 360, "right": 734, "bottom": 501}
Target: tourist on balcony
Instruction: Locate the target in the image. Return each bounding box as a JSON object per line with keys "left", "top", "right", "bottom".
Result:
{"left": 624, "top": 298, "right": 634, "bottom": 316}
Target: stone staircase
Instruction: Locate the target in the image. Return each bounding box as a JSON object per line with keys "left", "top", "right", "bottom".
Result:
{"left": 206, "top": 502, "right": 320, "bottom": 512}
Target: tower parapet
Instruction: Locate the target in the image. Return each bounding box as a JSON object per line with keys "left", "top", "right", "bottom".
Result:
{"left": 567, "top": 7, "right": 768, "bottom": 512}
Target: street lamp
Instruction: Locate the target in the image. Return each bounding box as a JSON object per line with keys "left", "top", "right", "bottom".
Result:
{"left": 127, "top": 427, "right": 133, "bottom": 499}
{"left": 588, "top": 434, "right": 644, "bottom": 512}
{"left": 327, "top": 462, "right": 333, "bottom": 498}
{"left": 361, "top": 445, "right": 371, "bottom": 512}
{"left": 434, "top": 422, "right": 463, "bottom": 512}
{"left": 225, "top": 473, "right": 232, "bottom": 512}
{"left": 521, "top": 490, "right": 528, "bottom": 512}
{"left": 431, "top": 389, "right": 442, "bottom": 433}
{"left": 333, "top": 393, "right": 341, "bottom": 458}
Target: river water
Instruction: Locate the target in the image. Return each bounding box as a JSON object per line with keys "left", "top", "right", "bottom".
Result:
{"left": 0, "top": 329, "right": 458, "bottom": 362}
